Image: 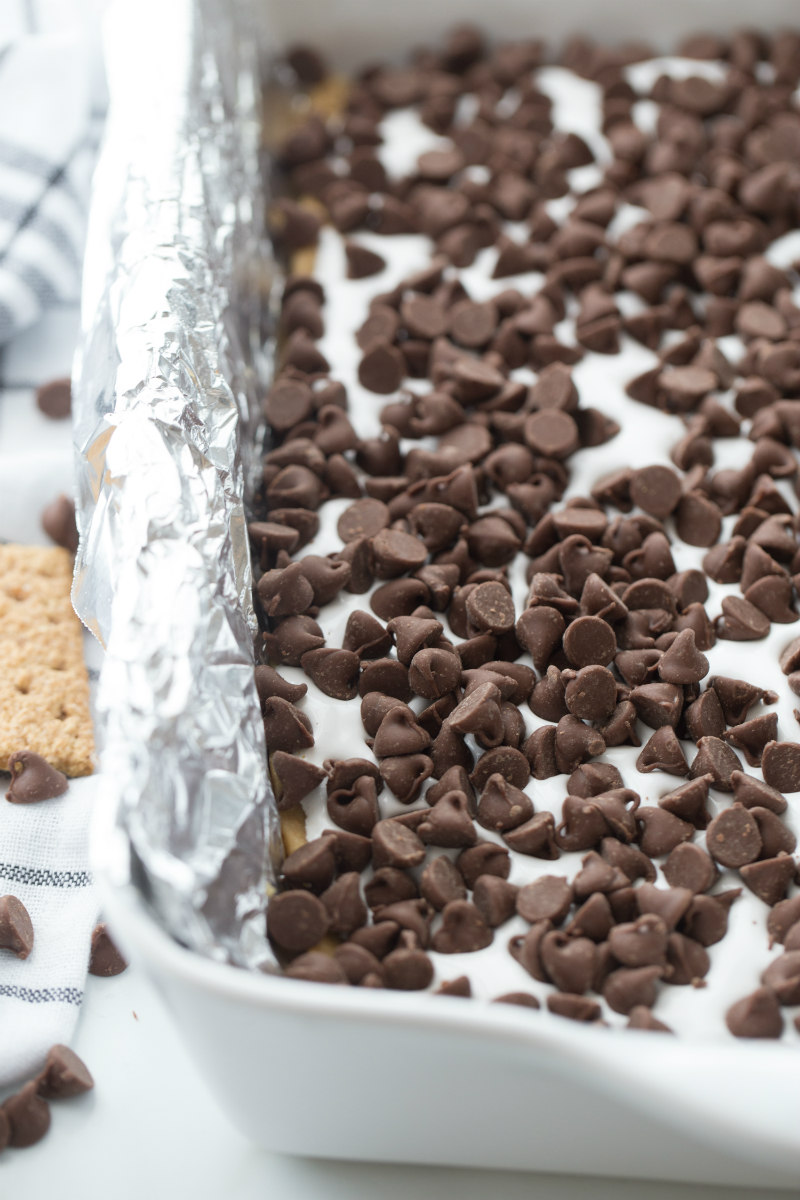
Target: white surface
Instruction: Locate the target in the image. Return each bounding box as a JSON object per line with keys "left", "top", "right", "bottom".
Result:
{"left": 4, "top": 964, "right": 797, "bottom": 1199}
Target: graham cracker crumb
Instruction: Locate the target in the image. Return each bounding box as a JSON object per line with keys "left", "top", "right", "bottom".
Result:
{"left": 0, "top": 545, "right": 94, "bottom": 777}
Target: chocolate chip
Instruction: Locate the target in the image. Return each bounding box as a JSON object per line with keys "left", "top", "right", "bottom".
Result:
{"left": 565, "top": 892, "right": 614, "bottom": 942}
{"left": 739, "top": 856, "right": 795, "bottom": 906}
{"left": 564, "top": 665, "right": 617, "bottom": 721}
{"left": 358, "top": 339, "right": 406, "bottom": 393}
{"left": 717, "top": 596, "right": 770, "bottom": 641}
{"left": 334, "top": 943, "right": 384, "bottom": 986}
{"left": 271, "top": 753, "right": 326, "bottom": 811}
{"left": 604, "top": 966, "right": 662, "bottom": 1015}
{"left": 761, "top": 951, "right": 800, "bottom": 1006}
{"left": 662, "top": 842, "right": 717, "bottom": 893}
{"left": 494, "top": 991, "right": 541, "bottom": 1009}
{"left": 508, "top": 919, "right": 551, "bottom": 982}
{"left": 666, "top": 931, "right": 710, "bottom": 986}
{"left": 472, "top": 875, "right": 518, "bottom": 928}
{"left": 476, "top": 773, "right": 533, "bottom": 833}
{"left": 761, "top": 740, "right": 800, "bottom": 793}
{"left": 358, "top": 657, "right": 412, "bottom": 701}
{"left": 88, "top": 921, "right": 127, "bottom": 976}
{"left": 516, "top": 876, "right": 573, "bottom": 926}
{"left": 319, "top": 873, "right": 367, "bottom": 937}
{"left": 547, "top": 993, "right": 603, "bottom": 1023}
{"left": 656, "top": 629, "right": 709, "bottom": 685}
{"left": 515, "top": 605, "right": 566, "bottom": 671}
{"left": 345, "top": 240, "right": 386, "bottom": 279}
{"left": 4, "top": 1082, "right": 51, "bottom": 1147}
{"left": 363, "top": 867, "right": 418, "bottom": 911}
{"left": 683, "top": 690, "right": 725, "bottom": 742}
{"left": 726, "top": 987, "right": 784, "bottom": 1039}
{"left": 262, "top": 696, "right": 314, "bottom": 753}
{"left": 723, "top": 714, "right": 778, "bottom": 767}
{"left": 337, "top": 498, "right": 390, "bottom": 544}
{"left": 436, "top": 975, "right": 472, "bottom": 998}
{"left": 750, "top": 806, "right": 796, "bottom": 859}
{"left": 282, "top": 838, "right": 337, "bottom": 892}
{"left": 688, "top": 736, "right": 742, "bottom": 792}
{"left": 457, "top": 841, "right": 511, "bottom": 889}
{"left": 682, "top": 894, "right": 734, "bottom": 947}
{"left": 524, "top": 409, "right": 579, "bottom": 459}
{"left": 432, "top": 900, "right": 493, "bottom": 953}
{"left": 371, "top": 528, "right": 428, "bottom": 578}
{"left": 36, "top": 376, "right": 71, "bottom": 419}
{"left": 568, "top": 762, "right": 624, "bottom": 797}
{"left": 539, "top": 931, "right": 596, "bottom": 994}
{"left": 285, "top": 952, "right": 349, "bottom": 984}
{"left": 636, "top": 807, "right": 693, "bottom": 858}
{"left": 321, "top": 829, "right": 372, "bottom": 875}
{"left": 373, "top": 706, "right": 430, "bottom": 757}
{"left": 562, "top": 615, "right": 617, "bottom": 667}
{"left": 420, "top": 855, "right": 467, "bottom": 911}
{"left": 465, "top": 580, "right": 515, "bottom": 634}
{"left": 5, "top": 750, "right": 68, "bottom": 804}
{"left": 372, "top": 816, "right": 428, "bottom": 876}
{"left": 629, "top": 466, "right": 682, "bottom": 518}
{"left": 380, "top": 754, "right": 433, "bottom": 805}
{"left": 636, "top": 727, "right": 689, "bottom": 776}
{"left": 626, "top": 1006, "right": 673, "bottom": 1033}
{"left": 0, "top": 894, "right": 33, "bottom": 960}
{"left": 41, "top": 494, "right": 79, "bottom": 553}
{"left": 37, "top": 1044, "right": 94, "bottom": 1099}
{"left": 301, "top": 647, "right": 360, "bottom": 700}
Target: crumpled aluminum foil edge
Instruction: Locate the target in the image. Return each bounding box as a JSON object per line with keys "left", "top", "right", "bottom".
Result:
{"left": 71, "top": 0, "right": 281, "bottom": 968}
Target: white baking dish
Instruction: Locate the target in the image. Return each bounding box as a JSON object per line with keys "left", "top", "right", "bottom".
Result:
{"left": 88, "top": 0, "right": 800, "bottom": 1185}
{"left": 96, "top": 827, "right": 799, "bottom": 1188}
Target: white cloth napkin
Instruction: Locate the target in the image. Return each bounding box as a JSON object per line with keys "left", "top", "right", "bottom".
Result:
{"left": 0, "top": 781, "right": 99, "bottom": 1088}
{"left": 0, "top": 0, "right": 104, "bottom": 1089}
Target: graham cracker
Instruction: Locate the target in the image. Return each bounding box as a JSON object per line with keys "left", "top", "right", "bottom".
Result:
{"left": 0, "top": 545, "right": 94, "bottom": 777}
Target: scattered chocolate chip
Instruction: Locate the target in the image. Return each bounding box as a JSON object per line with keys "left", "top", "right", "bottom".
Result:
{"left": 0, "top": 895, "right": 34, "bottom": 959}
{"left": 41, "top": 494, "right": 79, "bottom": 553}
{"left": 88, "top": 921, "right": 127, "bottom": 976}
{"left": 36, "top": 377, "right": 71, "bottom": 419}
{"left": 4, "top": 1082, "right": 50, "bottom": 1147}
{"left": 36, "top": 1044, "right": 94, "bottom": 1099}
{"left": 5, "top": 751, "right": 68, "bottom": 804}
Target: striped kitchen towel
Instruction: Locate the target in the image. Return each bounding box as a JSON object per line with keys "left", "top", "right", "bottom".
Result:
{"left": 0, "top": 1, "right": 102, "bottom": 346}
{"left": 0, "top": 0, "right": 105, "bottom": 1089}
{"left": 0, "top": 781, "right": 99, "bottom": 1088}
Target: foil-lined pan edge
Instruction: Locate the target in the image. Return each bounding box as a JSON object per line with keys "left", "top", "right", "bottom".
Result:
{"left": 71, "top": 0, "right": 280, "bottom": 968}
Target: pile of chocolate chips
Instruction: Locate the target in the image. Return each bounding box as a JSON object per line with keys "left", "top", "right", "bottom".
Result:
{"left": 250, "top": 26, "right": 800, "bottom": 1037}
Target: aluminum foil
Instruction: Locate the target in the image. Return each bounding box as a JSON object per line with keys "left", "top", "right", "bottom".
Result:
{"left": 71, "top": 0, "right": 281, "bottom": 968}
